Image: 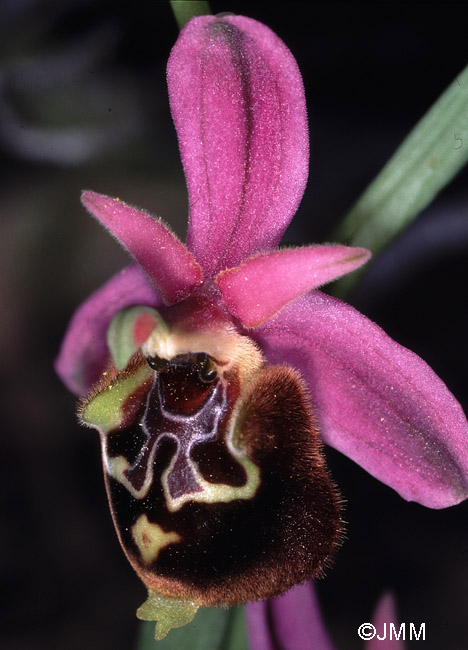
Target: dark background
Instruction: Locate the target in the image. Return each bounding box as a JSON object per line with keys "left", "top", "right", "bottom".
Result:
{"left": 1, "top": 2, "right": 468, "bottom": 649}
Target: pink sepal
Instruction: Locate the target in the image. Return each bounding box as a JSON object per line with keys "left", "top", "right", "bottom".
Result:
{"left": 253, "top": 291, "right": 468, "bottom": 508}
{"left": 168, "top": 14, "right": 308, "bottom": 277}
{"left": 55, "top": 265, "right": 160, "bottom": 396}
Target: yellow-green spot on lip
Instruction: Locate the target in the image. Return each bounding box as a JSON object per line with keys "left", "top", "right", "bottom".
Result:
{"left": 136, "top": 591, "right": 199, "bottom": 640}
{"left": 132, "top": 514, "right": 181, "bottom": 564}
{"left": 81, "top": 363, "right": 153, "bottom": 432}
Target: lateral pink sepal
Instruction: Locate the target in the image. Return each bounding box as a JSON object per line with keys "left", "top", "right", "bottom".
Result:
{"left": 81, "top": 191, "right": 203, "bottom": 304}
{"left": 216, "top": 245, "right": 370, "bottom": 328}
{"left": 54, "top": 265, "right": 161, "bottom": 396}
{"left": 253, "top": 291, "right": 468, "bottom": 508}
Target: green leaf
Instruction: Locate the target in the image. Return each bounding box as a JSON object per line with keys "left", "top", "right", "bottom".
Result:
{"left": 136, "top": 606, "right": 248, "bottom": 650}
{"left": 222, "top": 606, "right": 249, "bottom": 650}
{"left": 331, "top": 62, "right": 468, "bottom": 296}
{"left": 169, "top": 1, "right": 211, "bottom": 29}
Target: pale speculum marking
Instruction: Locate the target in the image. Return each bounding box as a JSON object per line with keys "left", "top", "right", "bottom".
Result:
{"left": 131, "top": 514, "right": 181, "bottom": 564}
{"left": 105, "top": 361, "right": 260, "bottom": 511}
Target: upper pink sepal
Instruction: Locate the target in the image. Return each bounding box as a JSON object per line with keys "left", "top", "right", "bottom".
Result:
{"left": 81, "top": 191, "right": 203, "bottom": 304}
{"left": 216, "top": 245, "right": 370, "bottom": 328}
{"left": 369, "top": 593, "right": 404, "bottom": 649}
{"left": 54, "top": 265, "right": 161, "bottom": 396}
{"left": 167, "top": 15, "right": 309, "bottom": 277}
{"left": 246, "top": 582, "right": 337, "bottom": 650}
{"left": 253, "top": 291, "right": 468, "bottom": 509}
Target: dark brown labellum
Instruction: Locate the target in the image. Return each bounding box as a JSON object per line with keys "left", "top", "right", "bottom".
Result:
{"left": 80, "top": 351, "right": 342, "bottom": 606}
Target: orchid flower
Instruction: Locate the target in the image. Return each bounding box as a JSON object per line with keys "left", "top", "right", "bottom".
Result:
{"left": 55, "top": 13, "right": 468, "bottom": 640}
{"left": 247, "top": 582, "right": 406, "bottom": 650}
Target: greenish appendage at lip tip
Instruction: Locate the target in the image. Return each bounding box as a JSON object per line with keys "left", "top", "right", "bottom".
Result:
{"left": 137, "top": 591, "right": 199, "bottom": 641}
{"left": 80, "top": 364, "right": 153, "bottom": 432}
{"left": 169, "top": 0, "right": 212, "bottom": 30}
{"left": 137, "top": 603, "right": 249, "bottom": 649}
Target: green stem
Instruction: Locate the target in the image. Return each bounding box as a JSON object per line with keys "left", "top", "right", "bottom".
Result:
{"left": 331, "top": 62, "right": 468, "bottom": 296}
{"left": 170, "top": 0, "right": 212, "bottom": 29}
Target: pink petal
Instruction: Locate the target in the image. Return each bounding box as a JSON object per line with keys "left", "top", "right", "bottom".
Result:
{"left": 253, "top": 292, "right": 468, "bottom": 509}
{"left": 217, "top": 246, "right": 370, "bottom": 328}
{"left": 369, "top": 593, "right": 405, "bottom": 649}
{"left": 55, "top": 265, "right": 161, "bottom": 396}
{"left": 81, "top": 191, "right": 203, "bottom": 304}
{"left": 246, "top": 582, "right": 337, "bottom": 650}
{"left": 167, "top": 15, "right": 308, "bottom": 277}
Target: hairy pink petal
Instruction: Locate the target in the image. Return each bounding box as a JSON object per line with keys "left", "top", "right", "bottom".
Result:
{"left": 246, "top": 582, "right": 336, "bottom": 650}
{"left": 217, "top": 246, "right": 370, "bottom": 327}
{"left": 253, "top": 292, "right": 468, "bottom": 508}
{"left": 370, "top": 593, "right": 405, "bottom": 649}
{"left": 167, "top": 14, "right": 308, "bottom": 277}
{"left": 81, "top": 191, "right": 203, "bottom": 304}
{"left": 55, "top": 266, "right": 160, "bottom": 396}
